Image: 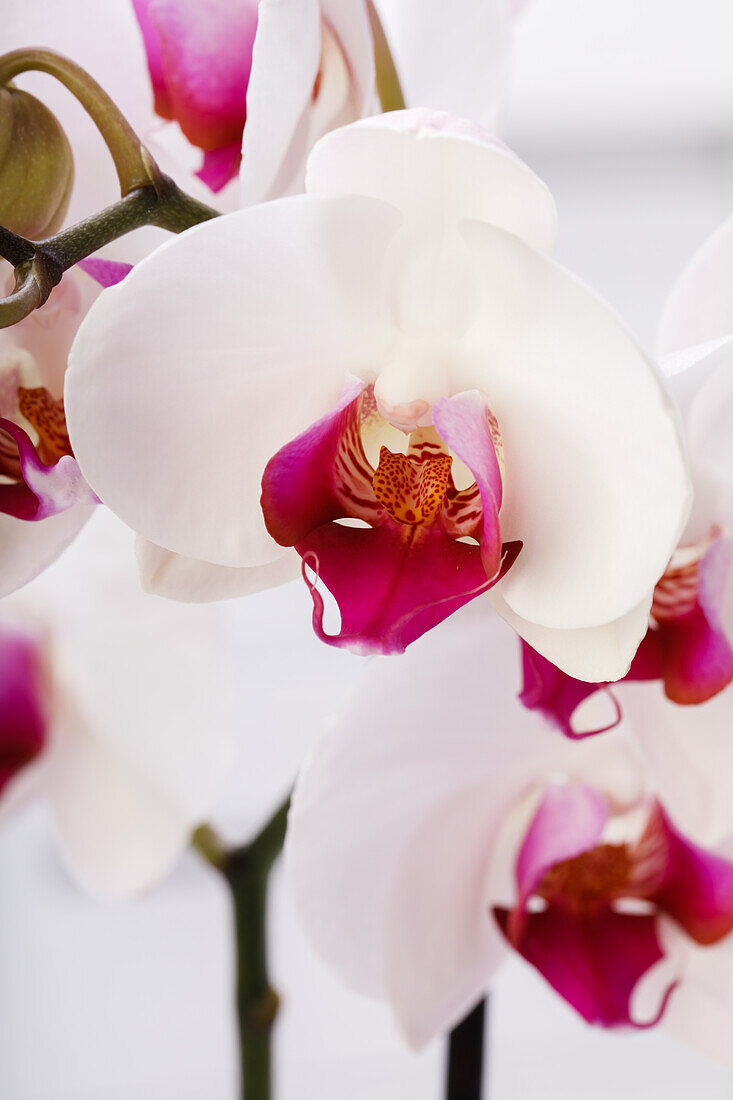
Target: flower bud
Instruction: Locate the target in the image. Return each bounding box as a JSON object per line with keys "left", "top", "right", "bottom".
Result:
{"left": 0, "top": 85, "right": 74, "bottom": 239}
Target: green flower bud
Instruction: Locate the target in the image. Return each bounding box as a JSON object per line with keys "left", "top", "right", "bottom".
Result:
{"left": 0, "top": 84, "right": 74, "bottom": 239}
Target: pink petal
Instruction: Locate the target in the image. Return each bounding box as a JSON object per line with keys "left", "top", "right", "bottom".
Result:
{"left": 137, "top": 0, "right": 258, "bottom": 152}
{"left": 494, "top": 905, "right": 673, "bottom": 1029}
{"left": 301, "top": 520, "right": 513, "bottom": 656}
{"left": 508, "top": 782, "right": 608, "bottom": 941}
{"left": 0, "top": 624, "right": 47, "bottom": 795}
{"left": 432, "top": 391, "right": 504, "bottom": 579}
{"left": 660, "top": 603, "right": 733, "bottom": 705}
{"left": 196, "top": 143, "right": 242, "bottom": 192}
{"left": 77, "top": 259, "right": 133, "bottom": 289}
{"left": 647, "top": 805, "right": 733, "bottom": 946}
{"left": 132, "top": 0, "right": 174, "bottom": 119}
{"left": 261, "top": 375, "right": 367, "bottom": 547}
{"left": 0, "top": 419, "right": 98, "bottom": 521}
{"left": 519, "top": 640, "right": 622, "bottom": 740}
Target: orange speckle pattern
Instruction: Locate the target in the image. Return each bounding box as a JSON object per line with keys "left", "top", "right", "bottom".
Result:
{"left": 17, "top": 387, "right": 72, "bottom": 466}
{"left": 372, "top": 446, "right": 452, "bottom": 526}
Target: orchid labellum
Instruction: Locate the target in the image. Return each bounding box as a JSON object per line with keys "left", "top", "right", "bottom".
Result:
{"left": 0, "top": 508, "right": 231, "bottom": 899}
{"left": 285, "top": 606, "right": 733, "bottom": 1059}
{"left": 66, "top": 110, "right": 689, "bottom": 679}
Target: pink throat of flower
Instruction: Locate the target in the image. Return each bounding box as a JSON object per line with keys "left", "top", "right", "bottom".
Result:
{"left": 494, "top": 786, "right": 733, "bottom": 1030}
{"left": 0, "top": 624, "right": 47, "bottom": 796}
{"left": 261, "top": 380, "right": 519, "bottom": 655}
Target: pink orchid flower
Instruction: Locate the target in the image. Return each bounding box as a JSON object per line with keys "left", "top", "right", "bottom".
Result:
{"left": 66, "top": 111, "right": 689, "bottom": 678}
{"left": 285, "top": 605, "right": 733, "bottom": 1059}
{"left": 0, "top": 508, "right": 231, "bottom": 900}
{"left": 520, "top": 212, "right": 733, "bottom": 806}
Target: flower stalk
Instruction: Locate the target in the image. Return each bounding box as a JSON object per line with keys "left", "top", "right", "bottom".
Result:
{"left": 446, "top": 997, "right": 488, "bottom": 1100}
{"left": 0, "top": 48, "right": 153, "bottom": 197}
{"left": 194, "top": 796, "right": 291, "bottom": 1100}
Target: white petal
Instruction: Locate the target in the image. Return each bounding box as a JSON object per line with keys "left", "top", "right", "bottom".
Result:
{"left": 659, "top": 926, "right": 733, "bottom": 1068}
{"left": 307, "top": 109, "right": 557, "bottom": 254}
{"left": 658, "top": 212, "right": 733, "bottom": 354}
{"left": 66, "top": 195, "right": 401, "bottom": 569}
{"left": 286, "top": 604, "right": 569, "bottom": 1044}
{"left": 320, "top": 0, "right": 375, "bottom": 113}
{"left": 460, "top": 220, "right": 690, "bottom": 631}
{"left": 136, "top": 537, "right": 299, "bottom": 601}
{"left": 376, "top": 0, "right": 515, "bottom": 129}
{"left": 0, "top": 505, "right": 93, "bottom": 599}
{"left": 239, "top": 0, "right": 323, "bottom": 204}
{"left": 488, "top": 589, "right": 653, "bottom": 683}
{"left": 21, "top": 509, "right": 232, "bottom": 895}
{"left": 620, "top": 679, "right": 733, "bottom": 847}
{"left": 47, "top": 686, "right": 192, "bottom": 901}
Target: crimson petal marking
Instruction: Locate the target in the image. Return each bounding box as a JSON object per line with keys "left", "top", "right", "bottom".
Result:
{"left": 196, "top": 144, "right": 243, "bottom": 192}
{"left": 299, "top": 521, "right": 507, "bottom": 656}
{"left": 132, "top": 0, "right": 257, "bottom": 152}
{"left": 261, "top": 376, "right": 381, "bottom": 546}
{"left": 77, "top": 259, "right": 133, "bottom": 289}
{"left": 494, "top": 905, "right": 672, "bottom": 1029}
{"left": 643, "top": 804, "right": 733, "bottom": 946}
{"left": 0, "top": 624, "right": 46, "bottom": 795}
{"left": 0, "top": 418, "right": 97, "bottom": 521}
{"left": 432, "top": 392, "right": 504, "bottom": 579}
{"left": 519, "top": 640, "right": 623, "bottom": 740}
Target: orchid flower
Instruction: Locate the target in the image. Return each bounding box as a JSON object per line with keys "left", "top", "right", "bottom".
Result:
{"left": 66, "top": 110, "right": 689, "bottom": 679}
{"left": 285, "top": 605, "right": 733, "bottom": 1060}
{"left": 520, "top": 212, "right": 733, "bottom": 800}
{"left": 0, "top": 262, "right": 134, "bottom": 598}
{"left": 0, "top": 507, "right": 231, "bottom": 899}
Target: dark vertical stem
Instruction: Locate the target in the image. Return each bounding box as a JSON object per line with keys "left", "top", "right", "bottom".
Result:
{"left": 221, "top": 798, "right": 291, "bottom": 1100}
{"left": 445, "top": 997, "right": 488, "bottom": 1100}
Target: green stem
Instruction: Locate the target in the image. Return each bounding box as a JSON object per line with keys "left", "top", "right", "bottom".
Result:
{"left": 366, "top": 0, "right": 406, "bottom": 112}
{"left": 0, "top": 178, "right": 219, "bottom": 327}
{"left": 0, "top": 48, "right": 155, "bottom": 196}
{"left": 193, "top": 796, "right": 291, "bottom": 1100}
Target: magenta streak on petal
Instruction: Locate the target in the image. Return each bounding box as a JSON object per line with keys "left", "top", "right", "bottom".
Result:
{"left": 77, "top": 259, "right": 133, "bottom": 289}
{"left": 300, "top": 523, "right": 514, "bottom": 656}
{"left": 196, "top": 143, "right": 242, "bottom": 192}
{"left": 509, "top": 783, "right": 608, "bottom": 942}
{"left": 432, "top": 391, "right": 503, "bottom": 579}
{"left": 0, "top": 625, "right": 46, "bottom": 795}
{"left": 0, "top": 418, "right": 97, "bottom": 521}
{"left": 645, "top": 804, "right": 733, "bottom": 946}
{"left": 261, "top": 375, "right": 367, "bottom": 547}
{"left": 132, "top": 0, "right": 173, "bottom": 119}
{"left": 494, "top": 905, "right": 672, "bottom": 1029}
{"left": 659, "top": 603, "right": 733, "bottom": 704}
{"left": 137, "top": 0, "right": 258, "bottom": 153}
{"left": 518, "top": 626, "right": 667, "bottom": 739}
{"left": 519, "top": 640, "right": 622, "bottom": 740}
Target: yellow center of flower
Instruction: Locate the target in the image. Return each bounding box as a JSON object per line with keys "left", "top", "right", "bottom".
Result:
{"left": 17, "top": 386, "right": 72, "bottom": 465}
{"left": 372, "top": 446, "right": 452, "bottom": 526}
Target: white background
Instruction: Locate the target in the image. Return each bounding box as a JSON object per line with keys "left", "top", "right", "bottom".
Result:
{"left": 4, "top": 1, "right": 733, "bottom": 1096}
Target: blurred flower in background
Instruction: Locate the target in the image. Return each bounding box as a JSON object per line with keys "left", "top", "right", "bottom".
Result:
{"left": 286, "top": 604, "right": 733, "bottom": 1062}
{"left": 0, "top": 508, "right": 231, "bottom": 898}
